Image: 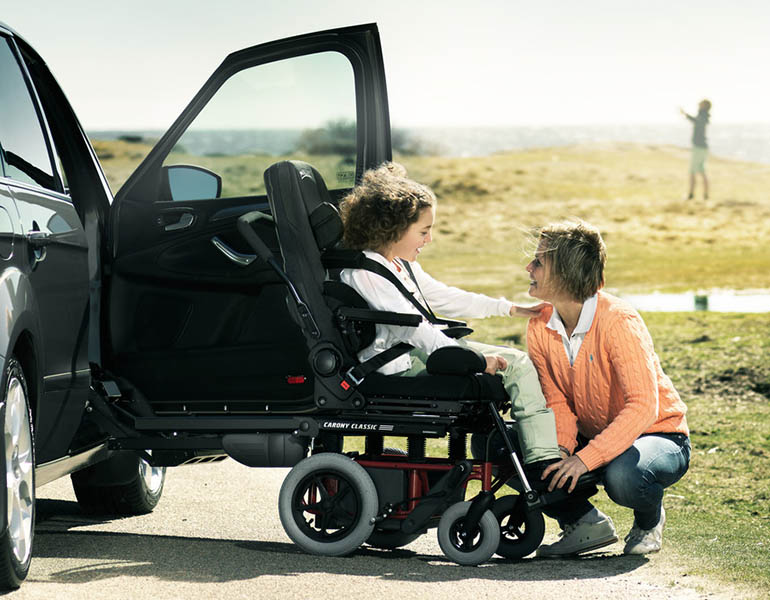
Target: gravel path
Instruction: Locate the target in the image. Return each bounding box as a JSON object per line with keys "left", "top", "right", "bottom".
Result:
{"left": 9, "top": 459, "right": 749, "bottom": 599}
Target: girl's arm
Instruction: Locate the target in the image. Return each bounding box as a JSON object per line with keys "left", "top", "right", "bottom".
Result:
{"left": 410, "top": 261, "right": 513, "bottom": 318}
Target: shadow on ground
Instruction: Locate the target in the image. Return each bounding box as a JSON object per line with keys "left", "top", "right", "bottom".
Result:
{"left": 32, "top": 498, "right": 648, "bottom": 586}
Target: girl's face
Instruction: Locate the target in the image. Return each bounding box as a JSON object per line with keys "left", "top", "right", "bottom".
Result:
{"left": 387, "top": 206, "right": 435, "bottom": 262}
{"left": 525, "top": 240, "right": 557, "bottom": 301}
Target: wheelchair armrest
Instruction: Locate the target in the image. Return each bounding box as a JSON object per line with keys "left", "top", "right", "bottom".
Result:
{"left": 434, "top": 317, "right": 467, "bottom": 328}
{"left": 336, "top": 306, "right": 421, "bottom": 327}
{"left": 442, "top": 325, "right": 474, "bottom": 339}
{"left": 426, "top": 346, "right": 486, "bottom": 375}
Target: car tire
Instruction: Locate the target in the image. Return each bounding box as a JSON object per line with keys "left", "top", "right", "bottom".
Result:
{"left": 71, "top": 453, "right": 166, "bottom": 515}
{"left": 0, "top": 357, "right": 35, "bottom": 590}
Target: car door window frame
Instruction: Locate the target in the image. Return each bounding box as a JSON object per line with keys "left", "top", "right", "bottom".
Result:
{"left": 0, "top": 34, "right": 67, "bottom": 197}
{"left": 117, "top": 26, "right": 391, "bottom": 211}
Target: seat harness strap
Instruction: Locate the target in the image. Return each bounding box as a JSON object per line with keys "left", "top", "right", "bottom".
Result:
{"left": 401, "top": 260, "right": 440, "bottom": 321}
{"left": 359, "top": 257, "right": 449, "bottom": 325}
{"left": 344, "top": 342, "right": 414, "bottom": 386}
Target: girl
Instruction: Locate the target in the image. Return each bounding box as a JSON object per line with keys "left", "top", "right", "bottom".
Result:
{"left": 338, "top": 162, "right": 560, "bottom": 473}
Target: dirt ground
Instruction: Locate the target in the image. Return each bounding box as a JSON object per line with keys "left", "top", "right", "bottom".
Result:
{"left": 14, "top": 460, "right": 760, "bottom": 600}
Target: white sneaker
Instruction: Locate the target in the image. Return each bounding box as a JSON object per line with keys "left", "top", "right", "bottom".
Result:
{"left": 624, "top": 506, "right": 666, "bottom": 555}
{"left": 536, "top": 514, "right": 618, "bottom": 557}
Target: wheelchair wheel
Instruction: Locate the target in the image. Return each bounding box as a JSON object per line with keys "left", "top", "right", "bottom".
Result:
{"left": 437, "top": 501, "right": 500, "bottom": 566}
{"left": 492, "top": 494, "right": 545, "bottom": 559}
{"left": 279, "top": 453, "right": 378, "bottom": 556}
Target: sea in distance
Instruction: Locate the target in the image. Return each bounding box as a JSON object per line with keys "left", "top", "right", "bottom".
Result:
{"left": 89, "top": 122, "right": 770, "bottom": 164}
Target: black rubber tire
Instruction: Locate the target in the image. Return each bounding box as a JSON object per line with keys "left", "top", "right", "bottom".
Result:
{"left": 71, "top": 453, "right": 166, "bottom": 515}
{"left": 437, "top": 501, "right": 500, "bottom": 566}
{"left": 0, "top": 357, "right": 35, "bottom": 590}
{"left": 279, "top": 453, "right": 378, "bottom": 556}
{"left": 492, "top": 494, "right": 546, "bottom": 559}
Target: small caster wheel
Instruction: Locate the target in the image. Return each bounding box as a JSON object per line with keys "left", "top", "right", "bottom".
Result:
{"left": 437, "top": 501, "right": 500, "bottom": 566}
{"left": 492, "top": 494, "right": 545, "bottom": 559}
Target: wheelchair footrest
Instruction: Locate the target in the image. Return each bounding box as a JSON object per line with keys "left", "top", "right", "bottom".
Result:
{"left": 401, "top": 460, "right": 471, "bottom": 534}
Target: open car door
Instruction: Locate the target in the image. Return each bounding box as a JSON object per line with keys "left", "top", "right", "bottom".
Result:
{"left": 107, "top": 24, "right": 391, "bottom": 414}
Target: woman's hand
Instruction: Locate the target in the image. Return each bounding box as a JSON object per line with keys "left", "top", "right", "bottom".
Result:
{"left": 542, "top": 455, "right": 588, "bottom": 493}
{"left": 510, "top": 303, "right": 550, "bottom": 318}
{"left": 484, "top": 355, "right": 508, "bottom": 374}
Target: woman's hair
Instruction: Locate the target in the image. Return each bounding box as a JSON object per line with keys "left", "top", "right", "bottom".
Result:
{"left": 339, "top": 162, "right": 435, "bottom": 252}
{"left": 537, "top": 220, "right": 607, "bottom": 302}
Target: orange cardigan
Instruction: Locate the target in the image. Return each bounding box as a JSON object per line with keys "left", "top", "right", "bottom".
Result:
{"left": 527, "top": 292, "right": 688, "bottom": 471}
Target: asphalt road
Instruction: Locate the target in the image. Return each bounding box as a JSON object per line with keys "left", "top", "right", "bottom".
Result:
{"left": 8, "top": 459, "right": 733, "bottom": 599}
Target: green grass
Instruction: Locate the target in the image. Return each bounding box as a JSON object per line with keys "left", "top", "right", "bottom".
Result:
{"left": 640, "top": 312, "right": 770, "bottom": 591}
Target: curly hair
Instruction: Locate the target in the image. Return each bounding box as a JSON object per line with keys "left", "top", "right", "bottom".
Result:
{"left": 536, "top": 220, "right": 607, "bottom": 302}
{"left": 339, "top": 162, "right": 435, "bottom": 252}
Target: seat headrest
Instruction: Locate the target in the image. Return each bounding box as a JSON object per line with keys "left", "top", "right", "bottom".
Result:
{"left": 309, "top": 202, "right": 343, "bottom": 251}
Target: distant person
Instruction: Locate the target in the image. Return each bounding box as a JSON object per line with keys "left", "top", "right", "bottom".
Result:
{"left": 338, "top": 162, "right": 561, "bottom": 478}
{"left": 525, "top": 220, "right": 691, "bottom": 556}
{"left": 680, "top": 99, "right": 711, "bottom": 200}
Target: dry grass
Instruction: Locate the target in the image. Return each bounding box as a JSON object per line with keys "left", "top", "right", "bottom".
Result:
{"left": 398, "top": 143, "right": 770, "bottom": 295}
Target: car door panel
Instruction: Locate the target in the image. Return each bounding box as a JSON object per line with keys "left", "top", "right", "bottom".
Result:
{"left": 108, "top": 24, "right": 391, "bottom": 412}
{"left": 8, "top": 183, "right": 90, "bottom": 463}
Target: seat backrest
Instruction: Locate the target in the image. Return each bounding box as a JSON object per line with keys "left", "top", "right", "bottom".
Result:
{"left": 263, "top": 160, "right": 353, "bottom": 358}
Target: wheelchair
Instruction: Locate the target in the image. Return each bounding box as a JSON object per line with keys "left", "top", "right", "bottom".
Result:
{"left": 229, "top": 159, "right": 598, "bottom": 565}
{"left": 92, "top": 158, "right": 600, "bottom": 566}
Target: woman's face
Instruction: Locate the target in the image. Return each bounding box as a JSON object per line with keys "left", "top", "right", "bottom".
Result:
{"left": 387, "top": 206, "right": 435, "bottom": 262}
{"left": 526, "top": 240, "right": 557, "bottom": 301}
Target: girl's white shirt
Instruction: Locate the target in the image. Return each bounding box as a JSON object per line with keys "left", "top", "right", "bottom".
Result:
{"left": 339, "top": 250, "right": 514, "bottom": 374}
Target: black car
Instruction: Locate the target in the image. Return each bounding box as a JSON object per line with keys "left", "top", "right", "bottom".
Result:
{"left": 0, "top": 21, "right": 391, "bottom": 588}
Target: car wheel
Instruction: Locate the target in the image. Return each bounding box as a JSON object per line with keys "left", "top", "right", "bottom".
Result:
{"left": 71, "top": 452, "right": 166, "bottom": 515}
{"left": 0, "top": 357, "right": 35, "bottom": 590}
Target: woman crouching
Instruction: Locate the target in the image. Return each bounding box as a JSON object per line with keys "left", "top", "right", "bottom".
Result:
{"left": 526, "top": 220, "right": 691, "bottom": 556}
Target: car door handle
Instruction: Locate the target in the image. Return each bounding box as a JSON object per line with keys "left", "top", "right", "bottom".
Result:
{"left": 26, "top": 230, "right": 52, "bottom": 247}
{"left": 164, "top": 212, "right": 195, "bottom": 232}
{"left": 211, "top": 236, "right": 256, "bottom": 266}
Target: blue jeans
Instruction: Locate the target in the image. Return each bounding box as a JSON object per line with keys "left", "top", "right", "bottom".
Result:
{"left": 546, "top": 433, "right": 691, "bottom": 529}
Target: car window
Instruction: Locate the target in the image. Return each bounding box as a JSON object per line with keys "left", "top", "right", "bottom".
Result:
{"left": 0, "top": 37, "right": 58, "bottom": 192}
{"left": 161, "top": 50, "right": 357, "bottom": 201}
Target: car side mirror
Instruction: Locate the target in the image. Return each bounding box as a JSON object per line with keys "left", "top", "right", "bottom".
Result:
{"left": 162, "top": 165, "right": 222, "bottom": 201}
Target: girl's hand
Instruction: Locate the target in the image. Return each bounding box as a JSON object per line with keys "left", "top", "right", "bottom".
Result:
{"left": 484, "top": 355, "right": 508, "bottom": 374}
{"left": 510, "top": 303, "right": 550, "bottom": 318}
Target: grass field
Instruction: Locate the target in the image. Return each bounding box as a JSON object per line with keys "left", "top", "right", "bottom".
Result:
{"left": 94, "top": 138, "right": 770, "bottom": 595}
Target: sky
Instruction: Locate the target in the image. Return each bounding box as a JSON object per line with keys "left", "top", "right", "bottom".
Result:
{"left": 2, "top": 0, "right": 769, "bottom": 130}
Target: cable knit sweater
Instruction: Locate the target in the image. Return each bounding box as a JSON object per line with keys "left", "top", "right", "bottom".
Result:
{"left": 527, "top": 291, "right": 688, "bottom": 471}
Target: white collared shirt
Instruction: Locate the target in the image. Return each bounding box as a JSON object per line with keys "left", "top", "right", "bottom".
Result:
{"left": 340, "top": 250, "right": 514, "bottom": 374}
{"left": 547, "top": 294, "right": 598, "bottom": 366}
